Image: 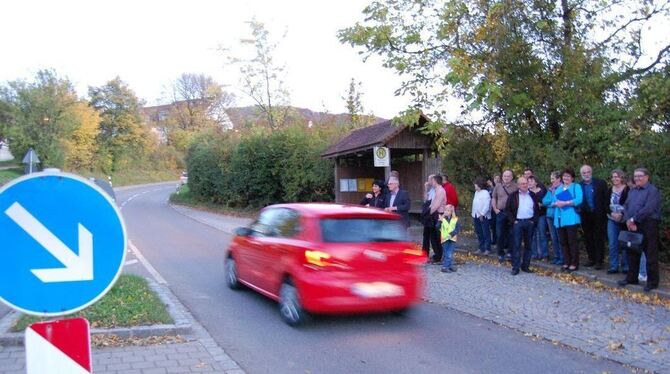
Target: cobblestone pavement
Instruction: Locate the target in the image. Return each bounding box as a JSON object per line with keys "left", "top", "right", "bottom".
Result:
{"left": 0, "top": 280, "right": 244, "bottom": 374}
{"left": 0, "top": 341, "right": 244, "bottom": 374}
{"left": 424, "top": 261, "right": 670, "bottom": 373}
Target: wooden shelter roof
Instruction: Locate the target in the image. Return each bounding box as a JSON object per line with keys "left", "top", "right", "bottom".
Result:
{"left": 321, "top": 115, "right": 430, "bottom": 158}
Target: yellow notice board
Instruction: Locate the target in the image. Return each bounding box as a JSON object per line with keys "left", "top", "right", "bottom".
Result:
{"left": 357, "top": 178, "right": 374, "bottom": 192}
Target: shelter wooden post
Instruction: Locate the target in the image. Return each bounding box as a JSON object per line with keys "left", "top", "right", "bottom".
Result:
{"left": 334, "top": 156, "right": 340, "bottom": 202}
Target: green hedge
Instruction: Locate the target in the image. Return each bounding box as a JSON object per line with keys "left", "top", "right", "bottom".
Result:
{"left": 186, "top": 126, "right": 334, "bottom": 207}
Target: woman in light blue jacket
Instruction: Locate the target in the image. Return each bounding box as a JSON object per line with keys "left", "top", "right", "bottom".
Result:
{"left": 550, "top": 168, "right": 583, "bottom": 272}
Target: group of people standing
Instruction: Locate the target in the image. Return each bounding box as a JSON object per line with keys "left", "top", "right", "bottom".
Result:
{"left": 472, "top": 166, "right": 661, "bottom": 291}
{"left": 360, "top": 166, "right": 661, "bottom": 293}
{"left": 419, "top": 174, "right": 461, "bottom": 273}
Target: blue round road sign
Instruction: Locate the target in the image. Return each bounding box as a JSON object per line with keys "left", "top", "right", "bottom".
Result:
{"left": 0, "top": 172, "right": 126, "bottom": 316}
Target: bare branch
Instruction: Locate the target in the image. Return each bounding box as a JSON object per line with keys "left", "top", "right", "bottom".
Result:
{"left": 590, "top": 6, "right": 668, "bottom": 52}
{"left": 614, "top": 43, "right": 670, "bottom": 83}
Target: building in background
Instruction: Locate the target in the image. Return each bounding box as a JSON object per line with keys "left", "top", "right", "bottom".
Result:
{"left": 0, "top": 139, "right": 14, "bottom": 162}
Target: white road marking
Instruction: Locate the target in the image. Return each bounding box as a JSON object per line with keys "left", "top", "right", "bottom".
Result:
{"left": 124, "top": 259, "right": 139, "bottom": 266}
{"left": 119, "top": 186, "right": 175, "bottom": 211}
{"left": 128, "top": 240, "right": 168, "bottom": 285}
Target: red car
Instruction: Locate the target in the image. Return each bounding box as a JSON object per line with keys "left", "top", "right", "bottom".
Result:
{"left": 225, "top": 203, "right": 424, "bottom": 326}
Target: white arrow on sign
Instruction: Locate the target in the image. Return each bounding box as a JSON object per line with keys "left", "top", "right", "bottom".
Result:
{"left": 5, "top": 202, "right": 94, "bottom": 283}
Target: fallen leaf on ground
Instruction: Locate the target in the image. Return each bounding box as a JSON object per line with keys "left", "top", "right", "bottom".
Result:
{"left": 608, "top": 341, "right": 625, "bottom": 351}
{"left": 453, "top": 252, "right": 670, "bottom": 309}
{"left": 91, "top": 334, "right": 186, "bottom": 348}
{"left": 611, "top": 316, "right": 626, "bottom": 323}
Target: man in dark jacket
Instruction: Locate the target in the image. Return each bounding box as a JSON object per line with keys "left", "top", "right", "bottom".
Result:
{"left": 505, "top": 177, "right": 540, "bottom": 275}
{"left": 384, "top": 176, "right": 411, "bottom": 228}
{"left": 580, "top": 165, "right": 609, "bottom": 270}
{"left": 617, "top": 168, "right": 662, "bottom": 292}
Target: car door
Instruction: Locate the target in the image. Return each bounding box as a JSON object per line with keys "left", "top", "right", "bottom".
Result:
{"left": 258, "top": 208, "right": 302, "bottom": 294}
{"left": 238, "top": 209, "right": 281, "bottom": 288}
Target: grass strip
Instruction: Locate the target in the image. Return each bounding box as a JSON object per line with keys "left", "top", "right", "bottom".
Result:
{"left": 0, "top": 168, "right": 23, "bottom": 185}
{"left": 11, "top": 274, "right": 173, "bottom": 332}
{"left": 83, "top": 169, "right": 180, "bottom": 187}
{"left": 0, "top": 160, "right": 20, "bottom": 167}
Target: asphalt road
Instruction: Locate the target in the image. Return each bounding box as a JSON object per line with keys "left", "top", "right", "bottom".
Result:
{"left": 116, "top": 184, "right": 628, "bottom": 373}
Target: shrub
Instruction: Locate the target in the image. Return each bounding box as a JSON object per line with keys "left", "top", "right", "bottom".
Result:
{"left": 185, "top": 125, "right": 334, "bottom": 208}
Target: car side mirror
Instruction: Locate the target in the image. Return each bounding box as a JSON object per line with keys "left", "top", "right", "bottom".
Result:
{"left": 235, "top": 227, "right": 253, "bottom": 237}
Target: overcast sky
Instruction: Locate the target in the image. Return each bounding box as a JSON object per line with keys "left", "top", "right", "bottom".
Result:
{"left": 0, "top": 0, "right": 412, "bottom": 119}
{"left": 2, "top": 1, "right": 667, "bottom": 120}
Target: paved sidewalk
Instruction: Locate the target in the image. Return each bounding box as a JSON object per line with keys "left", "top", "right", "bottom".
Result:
{"left": 424, "top": 261, "right": 670, "bottom": 373}
{"left": 0, "top": 341, "right": 242, "bottom": 374}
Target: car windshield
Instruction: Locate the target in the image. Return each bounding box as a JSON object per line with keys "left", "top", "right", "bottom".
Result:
{"left": 320, "top": 218, "right": 408, "bottom": 243}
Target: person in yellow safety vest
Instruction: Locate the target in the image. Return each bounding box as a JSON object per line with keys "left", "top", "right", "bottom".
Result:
{"left": 439, "top": 204, "right": 461, "bottom": 273}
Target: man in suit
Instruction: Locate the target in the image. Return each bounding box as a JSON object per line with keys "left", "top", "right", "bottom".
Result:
{"left": 580, "top": 165, "right": 609, "bottom": 270}
{"left": 617, "top": 168, "right": 662, "bottom": 292}
{"left": 385, "top": 176, "right": 411, "bottom": 228}
{"left": 505, "top": 176, "right": 540, "bottom": 275}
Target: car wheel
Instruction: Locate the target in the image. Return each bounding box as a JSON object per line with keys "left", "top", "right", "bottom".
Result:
{"left": 279, "top": 281, "right": 307, "bottom": 326}
{"left": 225, "top": 257, "right": 242, "bottom": 290}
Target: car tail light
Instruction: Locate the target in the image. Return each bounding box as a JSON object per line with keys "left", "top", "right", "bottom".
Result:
{"left": 304, "top": 250, "right": 332, "bottom": 267}
{"left": 303, "top": 250, "right": 349, "bottom": 270}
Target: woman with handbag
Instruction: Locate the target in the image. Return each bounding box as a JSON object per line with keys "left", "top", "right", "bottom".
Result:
{"left": 550, "top": 168, "right": 583, "bottom": 272}
{"left": 606, "top": 169, "right": 629, "bottom": 274}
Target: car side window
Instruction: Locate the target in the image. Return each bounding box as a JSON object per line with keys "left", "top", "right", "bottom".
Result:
{"left": 251, "top": 209, "right": 280, "bottom": 237}
{"left": 273, "top": 209, "right": 301, "bottom": 238}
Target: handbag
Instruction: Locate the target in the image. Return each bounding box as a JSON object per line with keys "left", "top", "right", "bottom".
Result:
{"left": 618, "top": 231, "right": 644, "bottom": 253}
